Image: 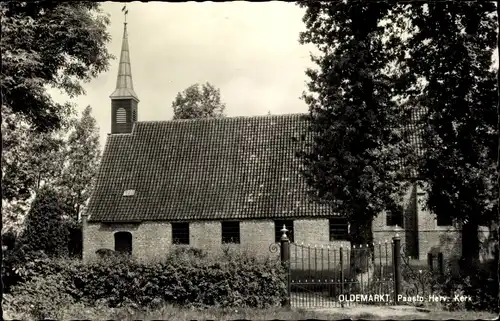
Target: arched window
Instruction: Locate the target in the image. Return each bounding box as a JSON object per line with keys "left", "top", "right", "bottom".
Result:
{"left": 114, "top": 231, "right": 132, "bottom": 255}
{"left": 116, "top": 108, "right": 127, "bottom": 124}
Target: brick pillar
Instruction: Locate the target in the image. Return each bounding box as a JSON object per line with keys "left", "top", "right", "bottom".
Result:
{"left": 393, "top": 233, "right": 402, "bottom": 305}
{"left": 280, "top": 225, "right": 291, "bottom": 308}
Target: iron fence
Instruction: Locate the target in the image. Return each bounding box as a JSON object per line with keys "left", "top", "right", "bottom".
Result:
{"left": 270, "top": 225, "right": 447, "bottom": 308}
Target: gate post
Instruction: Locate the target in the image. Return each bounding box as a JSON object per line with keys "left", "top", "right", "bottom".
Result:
{"left": 427, "top": 253, "right": 433, "bottom": 271}
{"left": 392, "top": 234, "right": 401, "bottom": 305}
{"left": 437, "top": 252, "right": 444, "bottom": 276}
{"left": 280, "top": 225, "right": 291, "bottom": 308}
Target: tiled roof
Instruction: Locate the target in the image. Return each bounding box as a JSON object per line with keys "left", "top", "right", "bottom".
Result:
{"left": 408, "top": 106, "right": 425, "bottom": 158}
{"left": 402, "top": 106, "right": 426, "bottom": 179}
{"left": 89, "top": 114, "right": 330, "bottom": 222}
{"left": 88, "top": 113, "right": 422, "bottom": 223}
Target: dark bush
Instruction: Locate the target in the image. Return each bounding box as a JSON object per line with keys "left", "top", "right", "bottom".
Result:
{"left": 9, "top": 248, "right": 286, "bottom": 310}
{"left": 2, "top": 230, "right": 17, "bottom": 250}
{"left": 68, "top": 223, "right": 83, "bottom": 258}
{"left": 70, "top": 250, "right": 286, "bottom": 308}
{"left": 20, "top": 186, "right": 71, "bottom": 257}
{"left": 2, "top": 244, "right": 77, "bottom": 294}
{"left": 5, "top": 273, "right": 76, "bottom": 320}
{"left": 437, "top": 259, "right": 499, "bottom": 313}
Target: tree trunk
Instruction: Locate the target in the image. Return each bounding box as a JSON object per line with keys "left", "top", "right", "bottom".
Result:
{"left": 460, "top": 219, "right": 480, "bottom": 274}
{"left": 349, "top": 218, "right": 374, "bottom": 276}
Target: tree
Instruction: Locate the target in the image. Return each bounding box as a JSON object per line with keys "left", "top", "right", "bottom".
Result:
{"left": 58, "top": 106, "right": 101, "bottom": 221}
{"left": 298, "top": 1, "right": 499, "bottom": 274}
{"left": 1, "top": 105, "right": 72, "bottom": 204}
{"left": 1, "top": 106, "right": 71, "bottom": 234}
{"left": 401, "top": 2, "right": 498, "bottom": 270}
{"left": 172, "top": 82, "right": 226, "bottom": 120}
{"left": 1, "top": 1, "right": 111, "bottom": 233}
{"left": 1, "top": 105, "right": 101, "bottom": 233}
{"left": 297, "top": 1, "right": 410, "bottom": 245}
{"left": 20, "top": 186, "right": 71, "bottom": 258}
{"left": 1, "top": 1, "right": 113, "bottom": 132}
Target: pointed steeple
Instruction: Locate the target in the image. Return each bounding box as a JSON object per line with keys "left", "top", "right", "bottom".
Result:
{"left": 110, "top": 12, "right": 139, "bottom": 102}
{"left": 110, "top": 6, "right": 139, "bottom": 134}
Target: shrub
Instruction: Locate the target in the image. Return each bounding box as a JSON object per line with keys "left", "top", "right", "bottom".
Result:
{"left": 2, "top": 229, "right": 17, "bottom": 250}
{"left": 2, "top": 247, "right": 49, "bottom": 293}
{"left": 95, "top": 248, "right": 127, "bottom": 259}
{"left": 20, "top": 247, "right": 280, "bottom": 309}
{"left": 4, "top": 273, "right": 76, "bottom": 320}
{"left": 2, "top": 246, "right": 78, "bottom": 294}
{"left": 388, "top": 259, "right": 499, "bottom": 313}
{"left": 170, "top": 246, "right": 207, "bottom": 259}
{"left": 20, "top": 186, "right": 71, "bottom": 257}
{"left": 436, "top": 260, "right": 499, "bottom": 313}
{"left": 5, "top": 247, "right": 287, "bottom": 313}
{"left": 71, "top": 249, "right": 287, "bottom": 308}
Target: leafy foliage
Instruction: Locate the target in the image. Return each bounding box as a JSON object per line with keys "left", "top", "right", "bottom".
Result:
{"left": 59, "top": 105, "right": 101, "bottom": 220}
{"left": 399, "top": 2, "right": 498, "bottom": 266}
{"left": 4, "top": 249, "right": 286, "bottom": 316}
{"left": 72, "top": 251, "right": 286, "bottom": 308}
{"left": 297, "top": 1, "right": 411, "bottom": 244}
{"left": 19, "top": 186, "right": 71, "bottom": 257}
{"left": 172, "top": 82, "right": 226, "bottom": 120}
{"left": 4, "top": 273, "right": 76, "bottom": 320}
{"left": 1, "top": 1, "right": 113, "bottom": 132}
{"left": 297, "top": 1, "right": 498, "bottom": 267}
{"left": 1, "top": 105, "right": 73, "bottom": 205}
{"left": 2, "top": 105, "right": 100, "bottom": 236}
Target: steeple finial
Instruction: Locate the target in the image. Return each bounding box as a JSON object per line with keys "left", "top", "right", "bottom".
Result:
{"left": 123, "top": 5, "right": 128, "bottom": 25}
{"left": 110, "top": 4, "right": 139, "bottom": 102}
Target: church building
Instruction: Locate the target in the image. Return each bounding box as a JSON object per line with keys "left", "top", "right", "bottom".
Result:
{"left": 82, "top": 15, "right": 465, "bottom": 265}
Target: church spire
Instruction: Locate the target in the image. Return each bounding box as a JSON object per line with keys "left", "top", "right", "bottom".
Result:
{"left": 110, "top": 5, "right": 139, "bottom": 102}
{"left": 110, "top": 5, "right": 139, "bottom": 134}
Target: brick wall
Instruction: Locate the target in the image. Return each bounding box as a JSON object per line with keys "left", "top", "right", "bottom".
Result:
{"left": 83, "top": 221, "right": 171, "bottom": 263}
{"left": 372, "top": 182, "right": 414, "bottom": 261}
{"left": 290, "top": 219, "right": 350, "bottom": 270}
{"left": 371, "top": 182, "right": 465, "bottom": 264}
{"left": 83, "top": 217, "right": 349, "bottom": 263}
{"left": 415, "top": 183, "right": 461, "bottom": 262}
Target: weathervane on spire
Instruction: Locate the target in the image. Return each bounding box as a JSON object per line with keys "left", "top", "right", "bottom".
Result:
{"left": 122, "top": 5, "right": 129, "bottom": 25}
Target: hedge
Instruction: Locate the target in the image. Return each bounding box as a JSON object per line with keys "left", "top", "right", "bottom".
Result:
{"left": 6, "top": 248, "right": 288, "bottom": 310}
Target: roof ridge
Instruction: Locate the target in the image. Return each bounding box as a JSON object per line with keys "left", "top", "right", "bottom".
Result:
{"left": 135, "top": 113, "right": 307, "bottom": 125}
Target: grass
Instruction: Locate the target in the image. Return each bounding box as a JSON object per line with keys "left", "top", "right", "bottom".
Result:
{"left": 3, "top": 303, "right": 497, "bottom": 321}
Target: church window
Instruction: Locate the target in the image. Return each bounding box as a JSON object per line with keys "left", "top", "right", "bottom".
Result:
{"left": 329, "top": 217, "right": 349, "bottom": 241}
{"left": 172, "top": 222, "right": 190, "bottom": 245}
{"left": 386, "top": 210, "right": 404, "bottom": 227}
{"left": 116, "top": 108, "right": 127, "bottom": 123}
{"left": 221, "top": 221, "right": 240, "bottom": 244}
{"left": 114, "top": 231, "right": 132, "bottom": 255}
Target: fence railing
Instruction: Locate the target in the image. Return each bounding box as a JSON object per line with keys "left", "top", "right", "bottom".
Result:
{"left": 276, "top": 225, "right": 403, "bottom": 307}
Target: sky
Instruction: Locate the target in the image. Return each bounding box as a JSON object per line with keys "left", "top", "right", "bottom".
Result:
{"left": 46, "top": 2, "right": 500, "bottom": 151}
{"left": 47, "top": 2, "right": 316, "bottom": 149}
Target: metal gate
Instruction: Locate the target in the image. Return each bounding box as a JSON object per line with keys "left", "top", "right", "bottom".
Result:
{"left": 271, "top": 226, "right": 401, "bottom": 308}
